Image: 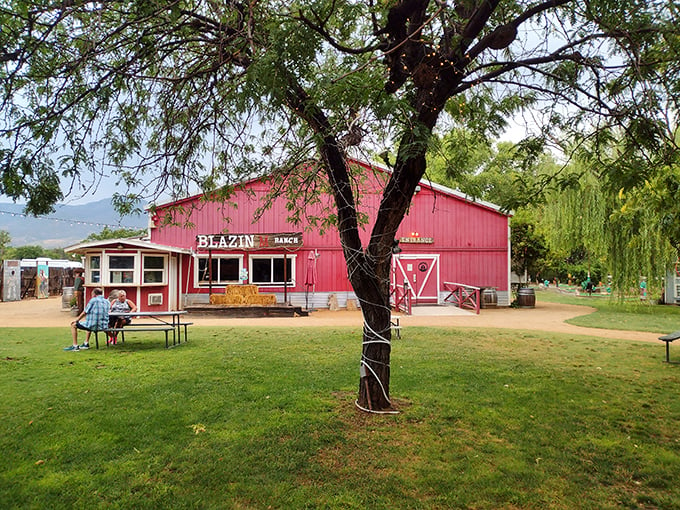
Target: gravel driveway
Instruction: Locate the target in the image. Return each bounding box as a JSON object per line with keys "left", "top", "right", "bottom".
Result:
{"left": 0, "top": 295, "right": 661, "bottom": 344}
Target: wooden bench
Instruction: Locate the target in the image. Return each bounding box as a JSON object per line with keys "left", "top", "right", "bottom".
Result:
{"left": 659, "top": 330, "right": 680, "bottom": 362}
{"left": 391, "top": 316, "right": 402, "bottom": 339}
{"left": 93, "top": 325, "right": 176, "bottom": 349}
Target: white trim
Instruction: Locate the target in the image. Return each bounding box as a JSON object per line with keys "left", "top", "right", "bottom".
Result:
{"left": 105, "top": 252, "right": 140, "bottom": 286}
{"left": 169, "top": 255, "right": 178, "bottom": 310}
{"left": 366, "top": 159, "right": 512, "bottom": 215}
{"left": 145, "top": 158, "right": 513, "bottom": 217}
{"left": 507, "top": 222, "right": 513, "bottom": 299}
{"left": 85, "top": 254, "right": 102, "bottom": 285}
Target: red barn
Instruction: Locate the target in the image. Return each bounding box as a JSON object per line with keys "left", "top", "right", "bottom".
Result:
{"left": 66, "top": 160, "right": 512, "bottom": 311}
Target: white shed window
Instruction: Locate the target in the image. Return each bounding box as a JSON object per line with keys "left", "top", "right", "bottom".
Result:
{"left": 87, "top": 255, "right": 101, "bottom": 284}
{"left": 108, "top": 255, "right": 136, "bottom": 284}
{"left": 86, "top": 253, "right": 139, "bottom": 286}
{"left": 143, "top": 255, "right": 167, "bottom": 285}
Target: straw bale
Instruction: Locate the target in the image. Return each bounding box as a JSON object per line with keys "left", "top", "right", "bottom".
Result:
{"left": 246, "top": 294, "right": 277, "bottom": 305}
{"left": 241, "top": 285, "right": 260, "bottom": 296}
{"left": 224, "top": 285, "right": 241, "bottom": 296}
{"left": 223, "top": 295, "right": 245, "bottom": 305}
{"left": 209, "top": 294, "right": 226, "bottom": 305}
{"left": 224, "top": 284, "right": 260, "bottom": 297}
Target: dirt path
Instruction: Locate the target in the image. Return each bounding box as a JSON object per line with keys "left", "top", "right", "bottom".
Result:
{"left": 0, "top": 296, "right": 662, "bottom": 344}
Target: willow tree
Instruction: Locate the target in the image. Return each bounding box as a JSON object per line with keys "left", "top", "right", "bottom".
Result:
{"left": 2, "top": 0, "right": 679, "bottom": 411}
{"left": 590, "top": 131, "right": 680, "bottom": 296}
{"left": 541, "top": 166, "right": 610, "bottom": 271}
{"left": 542, "top": 138, "right": 680, "bottom": 297}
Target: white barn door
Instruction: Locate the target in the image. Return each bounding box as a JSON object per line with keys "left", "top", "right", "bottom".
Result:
{"left": 392, "top": 254, "right": 440, "bottom": 305}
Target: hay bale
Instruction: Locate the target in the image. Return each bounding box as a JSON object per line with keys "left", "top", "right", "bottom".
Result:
{"left": 245, "top": 294, "right": 277, "bottom": 306}
{"left": 223, "top": 295, "right": 245, "bottom": 305}
{"left": 210, "top": 294, "right": 227, "bottom": 305}
{"left": 241, "top": 284, "right": 260, "bottom": 296}
{"left": 224, "top": 285, "right": 242, "bottom": 296}
{"left": 224, "top": 284, "right": 260, "bottom": 297}
{"left": 259, "top": 294, "right": 277, "bottom": 305}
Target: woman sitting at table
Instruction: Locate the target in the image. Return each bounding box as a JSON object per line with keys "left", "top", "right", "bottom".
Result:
{"left": 108, "top": 290, "right": 137, "bottom": 344}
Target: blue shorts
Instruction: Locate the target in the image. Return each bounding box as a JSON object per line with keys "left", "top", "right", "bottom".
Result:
{"left": 75, "top": 322, "right": 97, "bottom": 332}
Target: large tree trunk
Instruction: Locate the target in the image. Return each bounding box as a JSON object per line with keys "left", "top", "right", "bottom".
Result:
{"left": 351, "top": 254, "right": 394, "bottom": 412}
{"left": 318, "top": 141, "right": 402, "bottom": 412}
{"left": 319, "top": 137, "right": 435, "bottom": 411}
{"left": 288, "top": 81, "right": 440, "bottom": 412}
{"left": 357, "top": 299, "right": 393, "bottom": 411}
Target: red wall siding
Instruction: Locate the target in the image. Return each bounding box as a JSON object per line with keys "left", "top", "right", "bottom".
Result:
{"left": 150, "top": 163, "right": 510, "bottom": 294}
{"left": 399, "top": 187, "right": 509, "bottom": 289}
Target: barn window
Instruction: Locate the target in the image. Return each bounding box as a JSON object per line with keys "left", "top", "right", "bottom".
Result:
{"left": 249, "top": 255, "right": 295, "bottom": 286}
{"left": 196, "top": 255, "right": 242, "bottom": 285}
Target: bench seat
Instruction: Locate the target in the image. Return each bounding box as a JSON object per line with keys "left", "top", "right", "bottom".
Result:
{"left": 659, "top": 330, "right": 680, "bottom": 362}
{"left": 94, "top": 326, "right": 176, "bottom": 349}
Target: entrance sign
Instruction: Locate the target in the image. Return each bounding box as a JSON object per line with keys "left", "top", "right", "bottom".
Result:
{"left": 400, "top": 236, "right": 434, "bottom": 244}
{"left": 196, "top": 233, "right": 303, "bottom": 250}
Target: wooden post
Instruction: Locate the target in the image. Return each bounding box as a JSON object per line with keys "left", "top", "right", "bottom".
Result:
{"left": 283, "top": 252, "right": 288, "bottom": 304}
{"left": 208, "top": 248, "right": 213, "bottom": 296}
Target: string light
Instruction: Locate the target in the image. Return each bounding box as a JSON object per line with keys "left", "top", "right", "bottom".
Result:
{"left": 0, "top": 209, "right": 142, "bottom": 230}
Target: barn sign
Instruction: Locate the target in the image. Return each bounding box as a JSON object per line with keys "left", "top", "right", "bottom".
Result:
{"left": 196, "top": 233, "right": 303, "bottom": 250}
{"left": 400, "top": 236, "right": 434, "bottom": 244}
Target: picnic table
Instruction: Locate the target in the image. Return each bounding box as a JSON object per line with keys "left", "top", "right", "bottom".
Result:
{"left": 93, "top": 310, "right": 191, "bottom": 349}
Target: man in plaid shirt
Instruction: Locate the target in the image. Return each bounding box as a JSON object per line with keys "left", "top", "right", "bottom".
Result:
{"left": 64, "top": 288, "right": 110, "bottom": 351}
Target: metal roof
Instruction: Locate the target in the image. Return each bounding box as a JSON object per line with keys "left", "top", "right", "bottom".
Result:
{"left": 65, "top": 238, "right": 192, "bottom": 255}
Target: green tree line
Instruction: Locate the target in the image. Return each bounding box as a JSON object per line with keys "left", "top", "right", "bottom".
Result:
{"left": 428, "top": 128, "right": 680, "bottom": 299}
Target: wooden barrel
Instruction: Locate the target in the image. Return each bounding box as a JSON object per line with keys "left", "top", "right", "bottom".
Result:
{"left": 517, "top": 287, "right": 536, "bottom": 308}
{"left": 481, "top": 288, "right": 497, "bottom": 309}
{"left": 62, "top": 286, "right": 74, "bottom": 310}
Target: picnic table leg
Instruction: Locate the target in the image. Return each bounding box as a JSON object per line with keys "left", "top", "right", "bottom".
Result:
{"left": 666, "top": 341, "right": 671, "bottom": 363}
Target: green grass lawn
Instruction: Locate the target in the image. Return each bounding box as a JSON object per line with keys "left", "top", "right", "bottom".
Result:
{"left": 2, "top": 321, "right": 680, "bottom": 509}
{"left": 536, "top": 288, "right": 680, "bottom": 334}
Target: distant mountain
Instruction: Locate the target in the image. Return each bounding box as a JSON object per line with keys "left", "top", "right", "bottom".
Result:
{"left": 0, "top": 199, "right": 149, "bottom": 248}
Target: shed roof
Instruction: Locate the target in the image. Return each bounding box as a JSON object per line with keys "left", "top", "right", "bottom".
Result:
{"left": 65, "top": 238, "right": 191, "bottom": 255}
